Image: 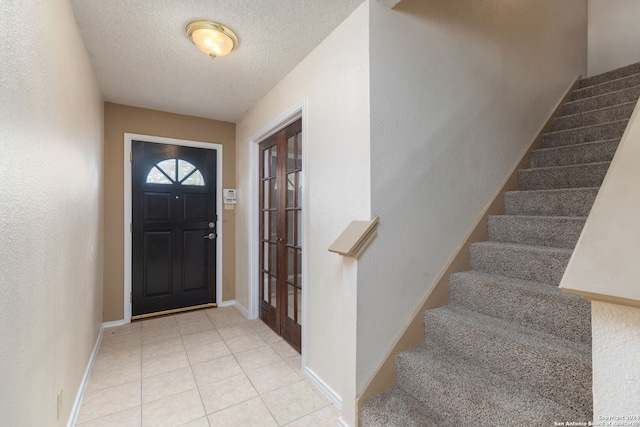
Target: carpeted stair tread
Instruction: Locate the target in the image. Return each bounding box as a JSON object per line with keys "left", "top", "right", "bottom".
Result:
{"left": 449, "top": 271, "right": 591, "bottom": 345}
{"left": 504, "top": 187, "right": 599, "bottom": 216}
{"left": 488, "top": 215, "right": 585, "bottom": 248}
{"left": 552, "top": 101, "right": 636, "bottom": 131}
{"left": 518, "top": 161, "right": 610, "bottom": 191}
{"left": 395, "top": 344, "right": 585, "bottom": 426}
{"left": 542, "top": 119, "right": 627, "bottom": 148}
{"left": 563, "top": 85, "right": 640, "bottom": 115}
{"left": 422, "top": 305, "right": 592, "bottom": 413}
{"left": 572, "top": 72, "right": 640, "bottom": 100}
{"left": 580, "top": 62, "right": 640, "bottom": 88}
{"left": 531, "top": 138, "right": 619, "bottom": 167}
{"left": 359, "top": 387, "right": 452, "bottom": 427}
{"left": 470, "top": 241, "right": 572, "bottom": 284}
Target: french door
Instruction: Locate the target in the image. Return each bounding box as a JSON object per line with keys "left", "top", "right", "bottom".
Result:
{"left": 259, "top": 119, "right": 303, "bottom": 352}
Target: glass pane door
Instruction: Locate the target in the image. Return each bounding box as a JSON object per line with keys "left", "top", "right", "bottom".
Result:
{"left": 258, "top": 119, "right": 302, "bottom": 352}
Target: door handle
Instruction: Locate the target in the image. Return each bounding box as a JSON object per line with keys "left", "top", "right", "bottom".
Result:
{"left": 203, "top": 233, "right": 216, "bottom": 240}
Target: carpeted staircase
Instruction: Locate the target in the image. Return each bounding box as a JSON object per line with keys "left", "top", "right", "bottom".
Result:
{"left": 360, "top": 62, "right": 640, "bottom": 426}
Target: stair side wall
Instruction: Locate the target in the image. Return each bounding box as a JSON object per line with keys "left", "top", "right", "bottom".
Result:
{"left": 360, "top": 1, "right": 588, "bottom": 406}
{"left": 357, "top": 77, "right": 580, "bottom": 408}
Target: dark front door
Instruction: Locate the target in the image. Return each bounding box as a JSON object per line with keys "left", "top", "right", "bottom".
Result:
{"left": 132, "top": 141, "right": 217, "bottom": 317}
{"left": 259, "top": 119, "right": 303, "bottom": 352}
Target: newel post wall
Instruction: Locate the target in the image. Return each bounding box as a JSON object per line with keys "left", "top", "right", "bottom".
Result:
{"left": 329, "top": 218, "right": 379, "bottom": 427}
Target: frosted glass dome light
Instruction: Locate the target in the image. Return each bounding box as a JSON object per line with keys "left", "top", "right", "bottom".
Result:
{"left": 186, "top": 20, "right": 238, "bottom": 59}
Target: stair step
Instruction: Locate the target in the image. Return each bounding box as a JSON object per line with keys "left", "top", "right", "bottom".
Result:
{"left": 488, "top": 215, "right": 585, "bottom": 248}
{"left": 518, "top": 161, "right": 610, "bottom": 191}
{"left": 422, "top": 306, "right": 592, "bottom": 414}
{"left": 553, "top": 101, "right": 635, "bottom": 131}
{"left": 532, "top": 139, "right": 619, "bottom": 168}
{"left": 360, "top": 387, "right": 451, "bottom": 427}
{"left": 396, "top": 344, "right": 591, "bottom": 427}
{"left": 573, "top": 73, "right": 640, "bottom": 100}
{"left": 564, "top": 85, "right": 640, "bottom": 115}
{"left": 504, "top": 187, "right": 599, "bottom": 216}
{"left": 395, "top": 345, "right": 585, "bottom": 426}
{"left": 449, "top": 271, "right": 591, "bottom": 344}
{"left": 580, "top": 62, "right": 640, "bottom": 88}
{"left": 543, "top": 120, "right": 627, "bottom": 148}
{"left": 470, "top": 241, "right": 571, "bottom": 284}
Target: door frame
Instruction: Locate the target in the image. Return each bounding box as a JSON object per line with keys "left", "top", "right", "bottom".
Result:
{"left": 124, "top": 133, "right": 223, "bottom": 323}
{"left": 248, "top": 101, "right": 307, "bottom": 349}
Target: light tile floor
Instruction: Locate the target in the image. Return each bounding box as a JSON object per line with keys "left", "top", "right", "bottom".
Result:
{"left": 76, "top": 306, "right": 340, "bottom": 427}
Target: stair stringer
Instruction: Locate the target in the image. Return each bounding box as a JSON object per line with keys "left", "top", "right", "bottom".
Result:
{"left": 356, "top": 76, "right": 581, "bottom": 416}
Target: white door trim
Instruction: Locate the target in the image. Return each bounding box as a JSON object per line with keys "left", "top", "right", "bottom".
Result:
{"left": 123, "top": 133, "right": 223, "bottom": 323}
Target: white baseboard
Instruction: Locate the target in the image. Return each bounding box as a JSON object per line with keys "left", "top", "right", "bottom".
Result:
{"left": 103, "top": 319, "right": 129, "bottom": 328}
{"left": 218, "top": 300, "right": 253, "bottom": 320}
{"left": 66, "top": 326, "right": 104, "bottom": 427}
{"left": 217, "top": 299, "right": 237, "bottom": 308}
{"left": 302, "top": 366, "right": 342, "bottom": 410}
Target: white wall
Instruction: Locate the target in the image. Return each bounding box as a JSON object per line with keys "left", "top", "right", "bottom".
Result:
{"left": 588, "top": 0, "right": 640, "bottom": 76}
{"left": 235, "top": 1, "right": 370, "bottom": 401}
{"left": 592, "top": 302, "right": 640, "bottom": 418}
{"left": 0, "top": 0, "right": 103, "bottom": 425}
{"left": 358, "top": 0, "right": 587, "bottom": 395}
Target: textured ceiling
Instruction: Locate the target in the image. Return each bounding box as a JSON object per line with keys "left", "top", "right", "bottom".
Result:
{"left": 70, "top": 0, "right": 366, "bottom": 123}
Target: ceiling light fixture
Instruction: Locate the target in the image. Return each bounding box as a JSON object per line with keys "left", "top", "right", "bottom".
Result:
{"left": 186, "top": 20, "right": 238, "bottom": 59}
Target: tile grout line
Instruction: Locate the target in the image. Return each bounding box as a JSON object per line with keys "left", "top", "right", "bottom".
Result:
{"left": 77, "top": 308, "right": 334, "bottom": 426}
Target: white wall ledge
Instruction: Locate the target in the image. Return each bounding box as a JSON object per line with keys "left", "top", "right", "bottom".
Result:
{"left": 560, "top": 98, "right": 640, "bottom": 307}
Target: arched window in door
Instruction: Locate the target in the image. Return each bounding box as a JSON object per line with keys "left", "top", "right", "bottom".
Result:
{"left": 146, "top": 158, "right": 205, "bottom": 186}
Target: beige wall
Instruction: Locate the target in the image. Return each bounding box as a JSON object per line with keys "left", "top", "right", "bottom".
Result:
{"left": 0, "top": 0, "right": 103, "bottom": 425}
{"left": 234, "top": 1, "right": 370, "bottom": 407}
{"left": 361, "top": 0, "right": 587, "bottom": 398}
{"left": 103, "top": 103, "right": 236, "bottom": 321}
{"left": 588, "top": 0, "right": 640, "bottom": 76}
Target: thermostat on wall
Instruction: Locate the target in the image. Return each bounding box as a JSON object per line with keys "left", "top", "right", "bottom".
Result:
{"left": 223, "top": 189, "right": 237, "bottom": 204}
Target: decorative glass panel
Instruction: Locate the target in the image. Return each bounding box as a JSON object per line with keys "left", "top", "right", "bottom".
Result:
{"left": 263, "top": 149, "right": 270, "bottom": 178}
{"left": 288, "top": 284, "right": 296, "bottom": 321}
{"left": 287, "top": 247, "right": 295, "bottom": 282}
{"left": 287, "top": 136, "right": 296, "bottom": 172}
{"left": 145, "top": 158, "right": 204, "bottom": 186}
{"left": 287, "top": 173, "right": 295, "bottom": 208}
{"left": 156, "top": 159, "right": 176, "bottom": 181}
{"left": 146, "top": 166, "right": 172, "bottom": 184}
{"left": 287, "top": 211, "right": 295, "bottom": 245}
{"left": 263, "top": 273, "right": 269, "bottom": 302}
{"left": 181, "top": 170, "right": 205, "bottom": 186}
{"left": 263, "top": 242, "right": 269, "bottom": 272}
{"left": 270, "top": 147, "right": 278, "bottom": 176}
{"left": 270, "top": 243, "right": 277, "bottom": 275}
{"left": 270, "top": 179, "right": 277, "bottom": 209}
{"left": 263, "top": 180, "right": 270, "bottom": 209}
{"left": 263, "top": 212, "right": 269, "bottom": 240}
{"left": 270, "top": 211, "right": 277, "bottom": 241}
{"left": 270, "top": 275, "right": 277, "bottom": 307}
{"left": 178, "top": 160, "right": 196, "bottom": 181}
